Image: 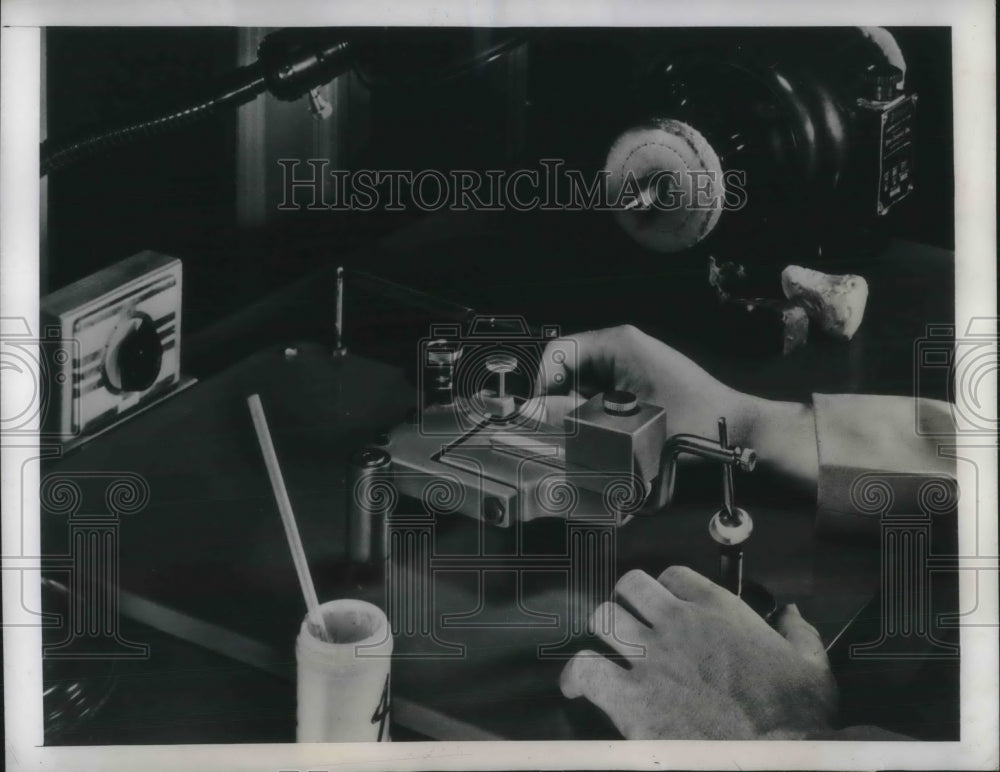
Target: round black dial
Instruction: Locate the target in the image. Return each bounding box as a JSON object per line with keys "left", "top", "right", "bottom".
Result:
{"left": 103, "top": 313, "right": 163, "bottom": 393}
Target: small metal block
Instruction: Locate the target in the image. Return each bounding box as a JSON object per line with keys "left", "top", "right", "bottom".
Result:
{"left": 564, "top": 393, "right": 667, "bottom": 486}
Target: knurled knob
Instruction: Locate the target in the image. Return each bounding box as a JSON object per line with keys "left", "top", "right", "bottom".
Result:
{"left": 603, "top": 390, "right": 639, "bottom": 415}
{"left": 863, "top": 63, "right": 903, "bottom": 102}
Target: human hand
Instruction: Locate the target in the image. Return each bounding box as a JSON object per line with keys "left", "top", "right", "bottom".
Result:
{"left": 536, "top": 325, "right": 819, "bottom": 485}
{"left": 559, "top": 566, "right": 838, "bottom": 740}
{"left": 537, "top": 324, "right": 745, "bottom": 440}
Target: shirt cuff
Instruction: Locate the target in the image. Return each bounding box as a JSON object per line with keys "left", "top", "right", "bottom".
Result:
{"left": 812, "top": 393, "right": 958, "bottom": 536}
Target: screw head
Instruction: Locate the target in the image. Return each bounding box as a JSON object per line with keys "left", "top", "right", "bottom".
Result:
{"left": 483, "top": 496, "right": 506, "bottom": 525}
{"left": 354, "top": 447, "right": 392, "bottom": 469}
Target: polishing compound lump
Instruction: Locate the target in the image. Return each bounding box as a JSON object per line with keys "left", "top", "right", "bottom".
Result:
{"left": 781, "top": 265, "right": 870, "bottom": 340}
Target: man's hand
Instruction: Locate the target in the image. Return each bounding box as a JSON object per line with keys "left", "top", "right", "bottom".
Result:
{"left": 537, "top": 325, "right": 819, "bottom": 486}
{"left": 560, "top": 566, "right": 838, "bottom": 740}
{"left": 538, "top": 324, "right": 745, "bottom": 440}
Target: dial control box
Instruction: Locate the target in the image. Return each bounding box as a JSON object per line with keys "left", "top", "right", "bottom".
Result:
{"left": 40, "top": 250, "right": 190, "bottom": 444}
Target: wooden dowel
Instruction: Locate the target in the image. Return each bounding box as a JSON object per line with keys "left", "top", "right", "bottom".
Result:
{"left": 247, "top": 393, "right": 327, "bottom": 641}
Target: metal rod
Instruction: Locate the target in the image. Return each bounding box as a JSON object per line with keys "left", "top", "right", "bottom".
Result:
{"left": 717, "top": 417, "right": 728, "bottom": 448}
{"left": 720, "top": 545, "right": 743, "bottom": 596}
{"left": 648, "top": 422, "right": 756, "bottom": 513}
{"left": 719, "top": 418, "right": 736, "bottom": 521}
{"left": 350, "top": 269, "right": 475, "bottom": 322}
{"left": 334, "top": 266, "right": 345, "bottom": 353}
{"left": 618, "top": 173, "right": 659, "bottom": 212}
{"left": 618, "top": 181, "right": 656, "bottom": 212}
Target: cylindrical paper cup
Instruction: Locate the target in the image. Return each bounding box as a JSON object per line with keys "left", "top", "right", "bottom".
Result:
{"left": 295, "top": 598, "right": 393, "bottom": 742}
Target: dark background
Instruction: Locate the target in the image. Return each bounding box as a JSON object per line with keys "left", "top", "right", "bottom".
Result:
{"left": 26, "top": 27, "right": 961, "bottom": 746}
{"left": 44, "top": 27, "right": 954, "bottom": 366}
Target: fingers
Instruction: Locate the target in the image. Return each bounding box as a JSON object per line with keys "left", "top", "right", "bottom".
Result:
{"left": 614, "top": 568, "right": 681, "bottom": 625}
{"left": 537, "top": 325, "right": 643, "bottom": 396}
{"left": 774, "top": 603, "right": 829, "bottom": 670}
{"left": 657, "top": 565, "right": 726, "bottom": 605}
{"left": 559, "top": 649, "right": 638, "bottom": 730}
{"left": 589, "top": 601, "right": 648, "bottom": 656}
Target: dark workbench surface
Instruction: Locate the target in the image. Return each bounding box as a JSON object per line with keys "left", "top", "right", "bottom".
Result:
{"left": 40, "top": 213, "right": 956, "bottom": 743}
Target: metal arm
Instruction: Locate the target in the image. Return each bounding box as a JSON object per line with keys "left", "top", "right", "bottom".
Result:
{"left": 649, "top": 432, "right": 757, "bottom": 512}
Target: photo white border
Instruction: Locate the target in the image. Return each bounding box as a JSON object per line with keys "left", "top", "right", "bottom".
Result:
{"left": 2, "top": 1, "right": 996, "bottom": 770}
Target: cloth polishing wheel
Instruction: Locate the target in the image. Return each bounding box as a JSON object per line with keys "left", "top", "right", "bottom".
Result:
{"left": 605, "top": 118, "right": 725, "bottom": 253}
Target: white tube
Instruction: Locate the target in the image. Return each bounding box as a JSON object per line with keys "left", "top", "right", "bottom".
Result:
{"left": 295, "top": 598, "right": 393, "bottom": 742}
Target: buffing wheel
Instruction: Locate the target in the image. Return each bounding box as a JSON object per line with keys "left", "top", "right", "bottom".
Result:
{"left": 605, "top": 118, "right": 725, "bottom": 253}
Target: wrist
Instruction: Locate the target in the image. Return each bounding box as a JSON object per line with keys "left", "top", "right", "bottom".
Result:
{"left": 729, "top": 392, "right": 819, "bottom": 487}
